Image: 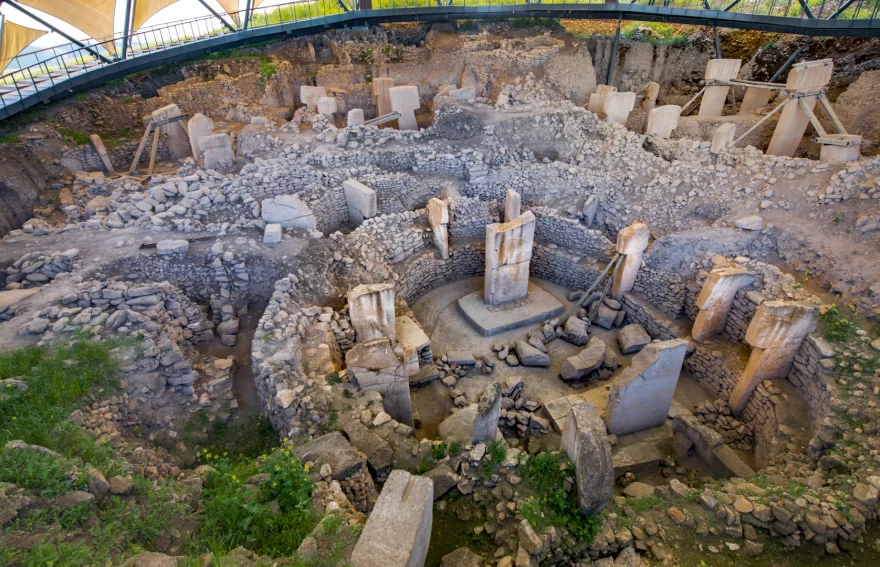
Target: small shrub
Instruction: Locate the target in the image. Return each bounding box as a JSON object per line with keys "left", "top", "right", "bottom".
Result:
{"left": 327, "top": 371, "right": 342, "bottom": 385}
{"left": 820, "top": 303, "right": 858, "bottom": 343}
{"left": 59, "top": 127, "right": 90, "bottom": 145}
{"left": 259, "top": 58, "right": 277, "bottom": 80}
{"left": 198, "top": 448, "right": 315, "bottom": 556}
{"left": 518, "top": 451, "right": 601, "bottom": 545}
{"left": 482, "top": 439, "right": 508, "bottom": 478}
{"left": 432, "top": 442, "right": 448, "bottom": 461}
{"left": 447, "top": 440, "right": 462, "bottom": 457}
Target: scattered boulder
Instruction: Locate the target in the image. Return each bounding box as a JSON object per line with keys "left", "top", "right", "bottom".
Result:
{"left": 617, "top": 324, "right": 651, "bottom": 354}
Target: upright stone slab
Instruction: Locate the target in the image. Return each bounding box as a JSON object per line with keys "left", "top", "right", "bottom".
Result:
{"left": 698, "top": 59, "right": 742, "bottom": 117}
{"left": 88, "top": 134, "right": 115, "bottom": 173}
{"left": 351, "top": 470, "right": 433, "bottom": 567}
{"left": 199, "top": 133, "right": 235, "bottom": 170}
{"left": 504, "top": 189, "right": 521, "bottom": 222}
{"left": 588, "top": 85, "right": 616, "bottom": 114}
{"left": 691, "top": 267, "right": 755, "bottom": 343}
{"left": 390, "top": 85, "right": 420, "bottom": 131}
{"left": 150, "top": 104, "right": 191, "bottom": 160}
{"left": 317, "top": 96, "right": 338, "bottom": 121}
{"left": 711, "top": 123, "right": 737, "bottom": 154}
{"left": 641, "top": 81, "right": 660, "bottom": 111}
{"left": 645, "top": 105, "right": 681, "bottom": 139}
{"left": 343, "top": 179, "right": 377, "bottom": 226}
{"left": 484, "top": 211, "right": 536, "bottom": 306}
{"left": 766, "top": 59, "right": 834, "bottom": 157}
{"left": 729, "top": 301, "right": 819, "bottom": 415}
{"left": 372, "top": 77, "right": 395, "bottom": 116}
{"left": 187, "top": 113, "right": 214, "bottom": 159}
{"left": 300, "top": 86, "right": 327, "bottom": 111}
{"left": 348, "top": 108, "right": 365, "bottom": 126}
{"left": 260, "top": 195, "right": 316, "bottom": 230}
{"left": 473, "top": 383, "right": 502, "bottom": 444}
{"left": 346, "top": 338, "right": 417, "bottom": 427}
{"left": 604, "top": 339, "right": 688, "bottom": 436}
{"left": 427, "top": 198, "right": 450, "bottom": 259}
{"left": 604, "top": 92, "right": 636, "bottom": 126}
{"left": 348, "top": 283, "right": 396, "bottom": 343}
{"left": 560, "top": 401, "right": 613, "bottom": 515}
{"left": 739, "top": 87, "right": 773, "bottom": 114}
{"left": 611, "top": 223, "right": 650, "bottom": 301}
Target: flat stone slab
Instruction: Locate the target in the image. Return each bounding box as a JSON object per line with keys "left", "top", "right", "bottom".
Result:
{"left": 0, "top": 288, "right": 39, "bottom": 311}
{"left": 409, "top": 363, "right": 441, "bottom": 387}
{"left": 612, "top": 441, "right": 666, "bottom": 478}
{"left": 446, "top": 351, "right": 476, "bottom": 365}
{"left": 457, "top": 283, "right": 564, "bottom": 337}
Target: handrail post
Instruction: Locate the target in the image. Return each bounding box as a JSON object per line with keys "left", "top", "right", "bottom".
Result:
{"left": 244, "top": 0, "right": 254, "bottom": 29}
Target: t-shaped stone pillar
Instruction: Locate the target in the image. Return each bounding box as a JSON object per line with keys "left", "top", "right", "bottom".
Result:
{"left": 300, "top": 85, "right": 327, "bottom": 111}
{"left": 347, "top": 108, "right": 365, "bottom": 126}
{"left": 766, "top": 59, "right": 834, "bottom": 157}
{"left": 372, "top": 77, "right": 395, "bottom": 116}
{"left": 641, "top": 81, "right": 660, "bottom": 111}
{"left": 611, "top": 223, "right": 650, "bottom": 301}
{"left": 504, "top": 188, "right": 521, "bottom": 222}
{"left": 348, "top": 283, "right": 396, "bottom": 343}
{"left": 150, "top": 104, "right": 192, "bottom": 160}
{"left": 187, "top": 113, "right": 214, "bottom": 159}
{"left": 691, "top": 267, "right": 756, "bottom": 343}
{"left": 484, "top": 211, "right": 536, "bottom": 306}
{"left": 645, "top": 105, "right": 681, "bottom": 139}
{"left": 711, "top": 123, "right": 737, "bottom": 154}
{"left": 389, "top": 85, "right": 420, "bottom": 131}
{"left": 345, "top": 337, "right": 418, "bottom": 428}
{"left": 698, "top": 59, "right": 742, "bottom": 117}
{"left": 343, "top": 179, "right": 377, "bottom": 226}
{"left": 728, "top": 301, "right": 819, "bottom": 416}
{"left": 317, "top": 96, "right": 338, "bottom": 121}
{"left": 603, "top": 92, "right": 636, "bottom": 126}
{"left": 588, "top": 85, "right": 616, "bottom": 115}
{"left": 426, "top": 198, "right": 449, "bottom": 259}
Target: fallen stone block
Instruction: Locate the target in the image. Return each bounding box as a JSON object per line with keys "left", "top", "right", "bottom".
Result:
{"left": 351, "top": 470, "right": 433, "bottom": 567}
{"left": 617, "top": 324, "right": 651, "bottom": 354}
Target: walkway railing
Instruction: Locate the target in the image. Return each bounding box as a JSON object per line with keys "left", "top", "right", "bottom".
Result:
{"left": 1, "top": 0, "right": 879, "bottom": 120}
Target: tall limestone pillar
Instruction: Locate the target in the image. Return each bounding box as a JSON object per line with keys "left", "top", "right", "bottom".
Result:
{"left": 504, "top": 189, "right": 521, "bottom": 222}
{"left": 348, "top": 283, "right": 396, "bottom": 343}
{"left": 426, "top": 198, "right": 449, "bottom": 259}
{"left": 729, "top": 301, "right": 819, "bottom": 416}
{"left": 484, "top": 211, "right": 536, "bottom": 306}
{"left": 691, "top": 267, "right": 756, "bottom": 343}
{"left": 611, "top": 223, "right": 650, "bottom": 301}
{"left": 766, "top": 59, "right": 834, "bottom": 157}
{"left": 698, "top": 59, "right": 741, "bottom": 117}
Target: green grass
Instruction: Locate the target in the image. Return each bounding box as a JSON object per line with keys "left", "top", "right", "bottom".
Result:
{"left": 481, "top": 439, "right": 508, "bottom": 478}
{"left": 0, "top": 133, "right": 20, "bottom": 144}
{"left": 0, "top": 447, "right": 86, "bottom": 497}
{"left": 196, "top": 447, "right": 316, "bottom": 556}
{"left": 517, "top": 451, "right": 602, "bottom": 545}
{"left": 820, "top": 303, "right": 858, "bottom": 344}
{"left": 182, "top": 410, "right": 279, "bottom": 460}
{"left": 58, "top": 127, "right": 90, "bottom": 145}
{"left": 0, "top": 339, "right": 125, "bottom": 474}
{"left": 629, "top": 493, "right": 666, "bottom": 511}
{"left": 621, "top": 22, "right": 690, "bottom": 45}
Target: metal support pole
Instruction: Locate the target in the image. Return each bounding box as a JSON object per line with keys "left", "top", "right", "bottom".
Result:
{"left": 243, "top": 0, "right": 253, "bottom": 30}
{"left": 121, "top": 0, "right": 134, "bottom": 59}
{"left": 195, "top": 0, "right": 237, "bottom": 32}
{"left": 769, "top": 36, "right": 812, "bottom": 83}
{"left": 713, "top": 24, "right": 722, "bottom": 59}
{"left": 560, "top": 253, "right": 622, "bottom": 325}
{"left": 606, "top": 19, "right": 621, "bottom": 87}
{"left": 4, "top": 0, "right": 113, "bottom": 64}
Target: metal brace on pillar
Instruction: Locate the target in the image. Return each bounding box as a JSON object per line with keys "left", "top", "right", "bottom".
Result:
{"left": 769, "top": 37, "right": 812, "bottom": 83}
{"left": 3, "top": 0, "right": 113, "bottom": 64}
{"left": 195, "top": 0, "right": 237, "bottom": 32}
{"left": 606, "top": 18, "right": 621, "bottom": 87}
{"left": 713, "top": 24, "right": 722, "bottom": 59}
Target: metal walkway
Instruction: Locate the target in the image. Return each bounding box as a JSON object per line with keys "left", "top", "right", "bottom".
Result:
{"left": 2, "top": 0, "right": 879, "bottom": 121}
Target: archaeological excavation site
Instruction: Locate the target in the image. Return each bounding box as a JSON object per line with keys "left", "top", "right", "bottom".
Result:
{"left": 3, "top": 3, "right": 880, "bottom": 566}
